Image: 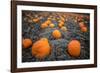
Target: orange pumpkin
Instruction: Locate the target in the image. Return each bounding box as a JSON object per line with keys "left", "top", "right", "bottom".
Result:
{"left": 22, "top": 38, "right": 32, "bottom": 49}
{"left": 81, "top": 26, "right": 88, "bottom": 32}
{"left": 79, "top": 22, "right": 85, "bottom": 28}
{"left": 58, "top": 23, "right": 63, "bottom": 28}
{"left": 67, "top": 40, "right": 81, "bottom": 57}
{"left": 47, "top": 17, "right": 51, "bottom": 20}
{"left": 33, "top": 18, "right": 39, "bottom": 23}
{"left": 61, "top": 17, "right": 65, "bottom": 22}
{"left": 41, "top": 23, "right": 48, "bottom": 29}
{"left": 52, "top": 30, "right": 61, "bottom": 39}
{"left": 60, "top": 21, "right": 64, "bottom": 25}
{"left": 32, "top": 38, "right": 51, "bottom": 59}
{"left": 58, "top": 20, "right": 64, "bottom": 25}
{"left": 45, "top": 20, "right": 51, "bottom": 24}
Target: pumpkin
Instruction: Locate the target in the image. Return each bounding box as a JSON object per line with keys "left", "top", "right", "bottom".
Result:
{"left": 79, "top": 22, "right": 85, "bottom": 28}
{"left": 32, "top": 38, "right": 51, "bottom": 59}
{"left": 40, "top": 38, "right": 48, "bottom": 41}
{"left": 58, "top": 21, "right": 64, "bottom": 28}
{"left": 58, "top": 23, "right": 63, "bottom": 28}
{"left": 47, "top": 17, "right": 51, "bottom": 20}
{"left": 52, "top": 30, "right": 61, "bottom": 39}
{"left": 45, "top": 20, "right": 51, "bottom": 24}
{"left": 22, "top": 38, "right": 32, "bottom": 49}
{"left": 60, "top": 21, "right": 64, "bottom": 25}
{"left": 67, "top": 40, "right": 81, "bottom": 57}
{"left": 33, "top": 18, "right": 39, "bottom": 23}
{"left": 49, "top": 23, "right": 55, "bottom": 28}
{"left": 58, "top": 20, "right": 64, "bottom": 25}
{"left": 81, "top": 26, "right": 87, "bottom": 32}
{"left": 61, "top": 17, "right": 65, "bottom": 22}
{"left": 61, "top": 26, "right": 67, "bottom": 31}
{"left": 41, "top": 23, "right": 48, "bottom": 29}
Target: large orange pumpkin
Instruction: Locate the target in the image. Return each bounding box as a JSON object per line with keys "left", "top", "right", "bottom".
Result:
{"left": 52, "top": 30, "right": 62, "bottom": 39}
{"left": 22, "top": 38, "right": 32, "bottom": 49}
{"left": 32, "top": 38, "right": 51, "bottom": 59}
{"left": 67, "top": 40, "right": 81, "bottom": 57}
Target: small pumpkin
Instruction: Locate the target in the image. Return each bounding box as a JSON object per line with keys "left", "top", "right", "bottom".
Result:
{"left": 67, "top": 40, "right": 81, "bottom": 57}
{"left": 81, "top": 26, "right": 88, "bottom": 32}
{"left": 60, "top": 21, "right": 64, "bottom": 25}
{"left": 47, "top": 17, "right": 51, "bottom": 20}
{"left": 49, "top": 23, "right": 55, "bottom": 28}
{"left": 58, "top": 23, "right": 63, "bottom": 28}
{"left": 45, "top": 20, "right": 51, "bottom": 24}
{"left": 41, "top": 23, "right": 48, "bottom": 29}
{"left": 52, "top": 29, "right": 61, "bottom": 39}
{"left": 58, "top": 20, "right": 64, "bottom": 25}
{"left": 33, "top": 18, "right": 39, "bottom": 23}
{"left": 61, "top": 17, "right": 65, "bottom": 22}
{"left": 32, "top": 38, "right": 51, "bottom": 59}
{"left": 22, "top": 38, "right": 32, "bottom": 49}
{"left": 79, "top": 22, "right": 85, "bottom": 28}
{"left": 61, "top": 26, "right": 67, "bottom": 31}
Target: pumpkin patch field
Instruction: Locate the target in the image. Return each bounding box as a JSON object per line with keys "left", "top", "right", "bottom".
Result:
{"left": 22, "top": 11, "right": 90, "bottom": 62}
